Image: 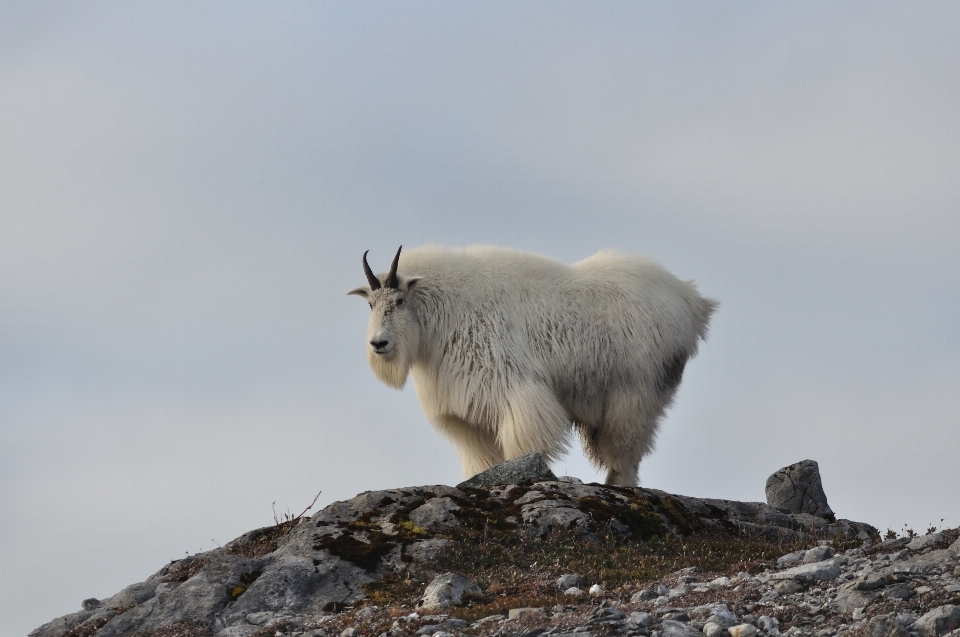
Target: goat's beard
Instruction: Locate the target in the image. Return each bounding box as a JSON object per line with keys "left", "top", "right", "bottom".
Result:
{"left": 368, "top": 346, "right": 413, "bottom": 389}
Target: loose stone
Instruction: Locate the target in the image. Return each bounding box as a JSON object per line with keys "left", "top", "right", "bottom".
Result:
{"left": 912, "top": 605, "right": 960, "bottom": 637}
{"left": 727, "top": 624, "right": 758, "bottom": 637}
{"left": 557, "top": 574, "right": 585, "bottom": 590}
{"left": 418, "top": 573, "right": 481, "bottom": 610}
{"left": 633, "top": 589, "right": 659, "bottom": 602}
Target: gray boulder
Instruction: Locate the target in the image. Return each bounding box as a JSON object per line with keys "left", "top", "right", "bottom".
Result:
{"left": 96, "top": 554, "right": 262, "bottom": 637}
{"left": 28, "top": 610, "right": 96, "bottom": 637}
{"left": 556, "top": 574, "right": 584, "bottom": 590}
{"left": 103, "top": 581, "right": 157, "bottom": 609}
{"left": 907, "top": 531, "right": 943, "bottom": 552}
{"left": 765, "top": 460, "right": 836, "bottom": 521}
{"left": 405, "top": 539, "right": 454, "bottom": 563}
{"left": 457, "top": 452, "right": 556, "bottom": 488}
{"left": 215, "top": 554, "right": 373, "bottom": 629}
{"left": 418, "top": 573, "right": 481, "bottom": 610}
{"left": 769, "top": 558, "right": 842, "bottom": 582}
{"left": 865, "top": 615, "right": 910, "bottom": 637}
{"left": 409, "top": 497, "right": 461, "bottom": 532}
{"left": 913, "top": 605, "right": 960, "bottom": 637}
{"left": 705, "top": 605, "right": 739, "bottom": 629}
{"left": 520, "top": 500, "right": 591, "bottom": 537}
{"left": 834, "top": 583, "right": 880, "bottom": 613}
{"left": 802, "top": 545, "right": 835, "bottom": 563}
{"left": 660, "top": 619, "right": 704, "bottom": 637}
{"left": 885, "top": 549, "right": 957, "bottom": 576}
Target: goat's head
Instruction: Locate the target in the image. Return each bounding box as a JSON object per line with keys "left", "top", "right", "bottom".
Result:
{"left": 348, "top": 246, "right": 421, "bottom": 387}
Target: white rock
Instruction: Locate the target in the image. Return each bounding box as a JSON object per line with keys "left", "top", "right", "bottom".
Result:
{"left": 418, "top": 573, "right": 481, "bottom": 610}
{"left": 508, "top": 607, "right": 541, "bottom": 620}
{"left": 769, "top": 559, "right": 842, "bottom": 582}
{"left": 709, "top": 577, "right": 731, "bottom": 588}
{"left": 340, "top": 629, "right": 358, "bottom": 637}
{"left": 245, "top": 612, "right": 275, "bottom": 626}
{"left": 728, "top": 624, "right": 758, "bottom": 637}
{"left": 564, "top": 587, "right": 583, "bottom": 597}
{"left": 702, "top": 622, "right": 724, "bottom": 637}
{"left": 472, "top": 615, "right": 505, "bottom": 626}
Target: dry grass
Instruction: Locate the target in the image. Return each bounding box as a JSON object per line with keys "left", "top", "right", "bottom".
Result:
{"left": 361, "top": 520, "right": 816, "bottom": 621}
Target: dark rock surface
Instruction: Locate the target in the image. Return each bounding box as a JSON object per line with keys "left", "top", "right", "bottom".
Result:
{"left": 457, "top": 453, "right": 557, "bottom": 488}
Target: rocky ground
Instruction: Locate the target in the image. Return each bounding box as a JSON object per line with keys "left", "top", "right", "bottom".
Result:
{"left": 30, "top": 457, "right": 960, "bottom": 637}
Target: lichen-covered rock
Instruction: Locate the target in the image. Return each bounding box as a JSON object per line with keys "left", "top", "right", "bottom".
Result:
{"left": 409, "top": 497, "right": 461, "bottom": 532}
{"left": 765, "top": 459, "right": 836, "bottom": 520}
{"left": 520, "top": 500, "right": 591, "bottom": 537}
{"left": 32, "top": 466, "right": 891, "bottom": 637}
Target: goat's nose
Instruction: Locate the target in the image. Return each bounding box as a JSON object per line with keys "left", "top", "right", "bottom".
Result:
{"left": 370, "top": 340, "right": 389, "bottom": 350}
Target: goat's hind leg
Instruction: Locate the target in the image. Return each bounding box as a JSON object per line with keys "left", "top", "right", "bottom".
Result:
{"left": 579, "top": 392, "right": 659, "bottom": 487}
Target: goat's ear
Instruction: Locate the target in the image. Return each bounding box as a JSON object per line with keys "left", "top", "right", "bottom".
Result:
{"left": 347, "top": 286, "right": 369, "bottom": 298}
{"left": 402, "top": 277, "right": 422, "bottom": 292}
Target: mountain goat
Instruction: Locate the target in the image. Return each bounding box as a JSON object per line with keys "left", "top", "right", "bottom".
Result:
{"left": 348, "top": 245, "right": 716, "bottom": 486}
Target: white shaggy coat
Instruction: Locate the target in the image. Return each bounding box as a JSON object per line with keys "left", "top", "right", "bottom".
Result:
{"left": 349, "top": 245, "right": 716, "bottom": 486}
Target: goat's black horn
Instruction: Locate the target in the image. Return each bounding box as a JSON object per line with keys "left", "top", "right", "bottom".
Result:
{"left": 385, "top": 245, "right": 402, "bottom": 289}
{"left": 362, "top": 250, "right": 381, "bottom": 290}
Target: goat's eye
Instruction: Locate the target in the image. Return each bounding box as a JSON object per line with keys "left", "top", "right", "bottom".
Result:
{"left": 396, "top": 298, "right": 404, "bottom": 306}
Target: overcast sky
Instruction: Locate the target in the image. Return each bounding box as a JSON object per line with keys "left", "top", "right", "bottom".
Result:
{"left": 3, "top": 2, "right": 959, "bottom": 634}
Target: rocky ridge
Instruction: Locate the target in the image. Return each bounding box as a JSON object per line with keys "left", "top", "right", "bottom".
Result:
{"left": 30, "top": 458, "right": 960, "bottom": 637}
